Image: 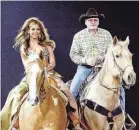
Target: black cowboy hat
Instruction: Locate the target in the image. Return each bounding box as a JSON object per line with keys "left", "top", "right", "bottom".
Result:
{"left": 79, "top": 8, "right": 105, "bottom": 25}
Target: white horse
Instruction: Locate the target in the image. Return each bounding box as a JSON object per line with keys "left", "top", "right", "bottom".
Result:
{"left": 80, "top": 36, "right": 136, "bottom": 130}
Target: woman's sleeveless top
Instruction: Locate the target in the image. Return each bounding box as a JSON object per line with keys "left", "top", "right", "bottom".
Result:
{"left": 27, "top": 47, "right": 62, "bottom": 78}
{"left": 28, "top": 48, "right": 49, "bottom": 62}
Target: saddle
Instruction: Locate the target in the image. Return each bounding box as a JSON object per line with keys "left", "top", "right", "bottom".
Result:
{"left": 79, "top": 67, "right": 101, "bottom": 101}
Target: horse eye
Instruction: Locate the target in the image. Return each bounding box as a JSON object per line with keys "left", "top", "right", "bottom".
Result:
{"left": 115, "top": 55, "right": 120, "bottom": 58}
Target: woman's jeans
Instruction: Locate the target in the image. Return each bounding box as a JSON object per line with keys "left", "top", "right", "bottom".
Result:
{"left": 70, "top": 65, "right": 125, "bottom": 110}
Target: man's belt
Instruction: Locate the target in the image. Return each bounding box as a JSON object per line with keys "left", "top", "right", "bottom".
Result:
{"left": 81, "top": 64, "right": 92, "bottom": 69}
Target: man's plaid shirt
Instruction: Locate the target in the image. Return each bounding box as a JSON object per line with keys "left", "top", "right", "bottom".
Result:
{"left": 69, "top": 28, "right": 113, "bottom": 65}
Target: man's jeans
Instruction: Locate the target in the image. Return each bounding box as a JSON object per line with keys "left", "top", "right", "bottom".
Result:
{"left": 70, "top": 65, "right": 92, "bottom": 98}
{"left": 70, "top": 65, "right": 125, "bottom": 110}
{"left": 120, "top": 87, "right": 125, "bottom": 110}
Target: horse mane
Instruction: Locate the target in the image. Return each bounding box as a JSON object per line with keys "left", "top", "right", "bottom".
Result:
{"left": 80, "top": 46, "right": 112, "bottom": 99}
{"left": 98, "top": 45, "right": 114, "bottom": 83}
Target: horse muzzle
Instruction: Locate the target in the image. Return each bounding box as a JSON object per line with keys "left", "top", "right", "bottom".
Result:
{"left": 123, "top": 72, "right": 136, "bottom": 89}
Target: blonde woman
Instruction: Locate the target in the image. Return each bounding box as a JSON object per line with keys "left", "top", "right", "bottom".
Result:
{"left": 1, "top": 17, "right": 82, "bottom": 130}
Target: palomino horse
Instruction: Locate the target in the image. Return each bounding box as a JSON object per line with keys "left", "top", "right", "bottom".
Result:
{"left": 80, "top": 36, "right": 136, "bottom": 130}
{"left": 19, "top": 60, "right": 68, "bottom": 130}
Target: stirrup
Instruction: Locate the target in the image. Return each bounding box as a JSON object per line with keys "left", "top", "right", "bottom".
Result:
{"left": 124, "top": 113, "right": 136, "bottom": 130}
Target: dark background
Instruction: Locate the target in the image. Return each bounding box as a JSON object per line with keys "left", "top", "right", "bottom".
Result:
{"left": 1, "top": 1, "right": 139, "bottom": 129}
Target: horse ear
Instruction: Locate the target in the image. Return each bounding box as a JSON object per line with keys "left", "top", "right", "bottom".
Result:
{"left": 126, "top": 36, "right": 130, "bottom": 45}
{"left": 113, "top": 36, "right": 118, "bottom": 46}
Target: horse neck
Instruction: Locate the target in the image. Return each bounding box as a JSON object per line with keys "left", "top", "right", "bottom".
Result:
{"left": 98, "top": 55, "right": 121, "bottom": 102}
{"left": 99, "top": 54, "right": 121, "bottom": 93}
{"left": 86, "top": 54, "right": 121, "bottom": 110}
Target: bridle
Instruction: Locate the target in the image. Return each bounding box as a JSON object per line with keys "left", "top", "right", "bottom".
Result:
{"left": 99, "top": 51, "right": 132, "bottom": 94}
{"left": 112, "top": 52, "right": 132, "bottom": 78}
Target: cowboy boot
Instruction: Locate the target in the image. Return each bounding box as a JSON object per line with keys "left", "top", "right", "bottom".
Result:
{"left": 61, "top": 89, "right": 83, "bottom": 130}
{"left": 68, "top": 111, "right": 83, "bottom": 130}
{"left": 55, "top": 79, "right": 83, "bottom": 130}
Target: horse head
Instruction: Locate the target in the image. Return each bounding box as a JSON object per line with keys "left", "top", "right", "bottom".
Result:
{"left": 105, "top": 36, "right": 136, "bottom": 89}
{"left": 20, "top": 59, "right": 68, "bottom": 130}
{"left": 25, "top": 59, "right": 44, "bottom": 106}
{"left": 81, "top": 36, "right": 136, "bottom": 130}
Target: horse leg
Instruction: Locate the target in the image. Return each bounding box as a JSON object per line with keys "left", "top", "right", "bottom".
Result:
{"left": 112, "top": 113, "right": 124, "bottom": 130}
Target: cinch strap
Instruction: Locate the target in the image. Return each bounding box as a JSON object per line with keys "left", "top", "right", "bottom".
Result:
{"left": 81, "top": 99, "right": 123, "bottom": 130}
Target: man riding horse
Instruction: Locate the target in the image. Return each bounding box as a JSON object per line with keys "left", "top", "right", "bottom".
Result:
{"left": 69, "top": 8, "right": 136, "bottom": 130}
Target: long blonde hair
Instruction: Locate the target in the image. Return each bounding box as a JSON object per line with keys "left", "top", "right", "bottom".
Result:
{"left": 14, "top": 17, "right": 55, "bottom": 55}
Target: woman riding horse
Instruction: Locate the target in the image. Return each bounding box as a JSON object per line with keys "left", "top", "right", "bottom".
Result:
{"left": 1, "top": 17, "right": 82, "bottom": 130}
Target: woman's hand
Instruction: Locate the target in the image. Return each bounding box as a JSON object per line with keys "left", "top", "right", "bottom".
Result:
{"left": 47, "top": 61, "right": 56, "bottom": 71}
